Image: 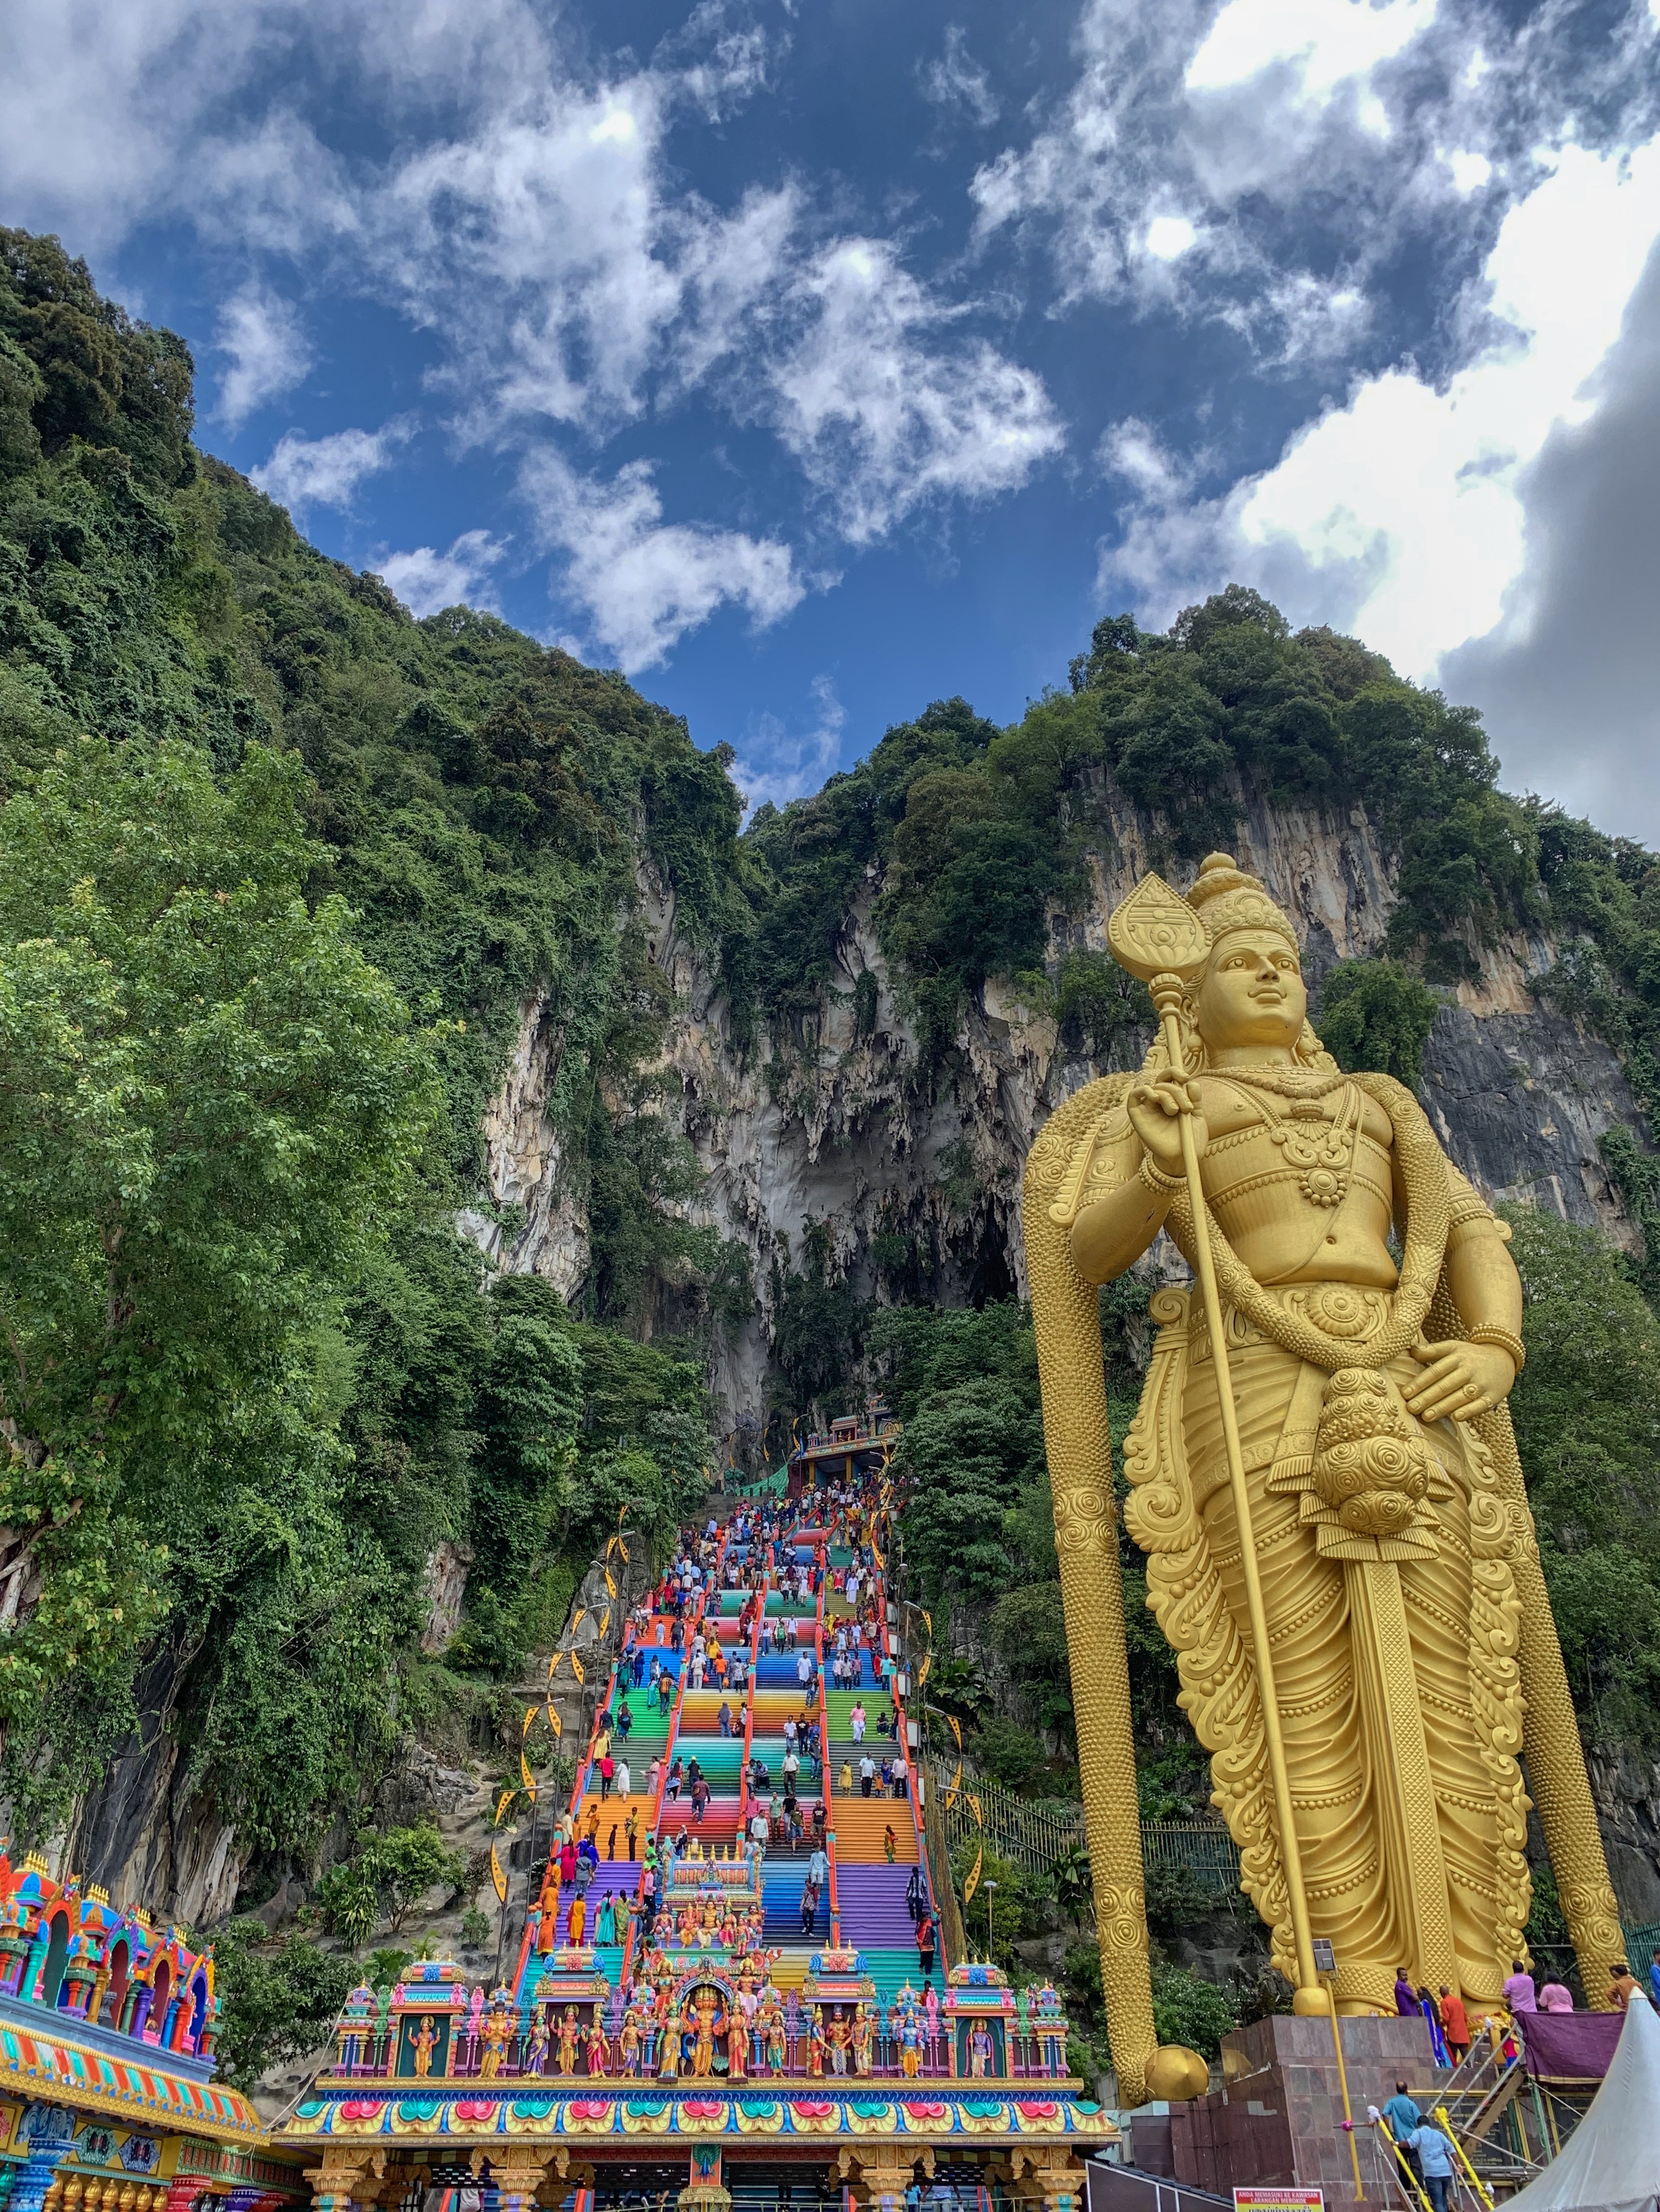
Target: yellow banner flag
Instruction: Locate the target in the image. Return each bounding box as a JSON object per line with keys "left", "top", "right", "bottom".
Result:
{"left": 962, "top": 1844, "right": 983, "bottom": 1906}
{"left": 916, "top": 1653, "right": 932, "bottom": 1689}
{"left": 522, "top": 1703, "right": 537, "bottom": 1737}
{"left": 520, "top": 1750, "right": 537, "bottom": 1795}
{"left": 571, "top": 1608, "right": 587, "bottom": 1635}
{"left": 547, "top": 1705, "right": 562, "bottom": 1737}
{"left": 921, "top": 1610, "right": 932, "bottom": 1638}
{"left": 548, "top": 1651, "right": 562, "bottom": 1678}
{"left": 598, "top": 1608, "right": 610, "bottom": 1638}
{"left": 949, "top": 1758, "right": 963, "bottom": 1799}
{"left": 493, "top": 1788, "right": 514, "bottom": 1827}
{"left": 490, "top": 1842, "right": 508, "bottom": 1902}
{"left": 968, "top": 1792, "right": 983, "bottom": 1827}
{"left": 570, "top": 1651, "right": 585, "bottom": 1684}
{"left": 947, "top": 1714, "right": 962, "bottom": 1751}
{"left": 604, "top": 1570, "right": 616, "bottom": 1600}
{"left": 616, "top": 1536, "right": 629, "bottom": 1563}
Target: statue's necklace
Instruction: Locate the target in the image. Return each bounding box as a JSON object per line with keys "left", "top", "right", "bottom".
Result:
{"left": 1225, "top": 1074, "right": 1363, "bottom": 1209}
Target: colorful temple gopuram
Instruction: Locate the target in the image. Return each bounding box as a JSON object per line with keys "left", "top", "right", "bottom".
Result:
{"left": 0, "top": 1848, "right": 294, "bottom": 2212}
{"left": 274, "top": 1426, "right": 1112, "bottom": 2209}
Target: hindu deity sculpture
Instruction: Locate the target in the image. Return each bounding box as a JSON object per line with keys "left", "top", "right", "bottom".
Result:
{"left": 1023, "top": 854, "right": 1624, "bottom": 2102}
{"left": 412, "top": 2016, "right": 437, "bottom": 2079}
{"left": 763, "top": 1996, "right": 787, "bottom": 2076}
{"left": 689, "top": 1985, "right": 724, "bottom": 2078}
{"left": 851, "top": 2003, "right": 874, "bottom": 2077}
{"left": 657, "top": 1996, "right": 684, "bottom": 2079}
{"left": 524, "top": 2008, "right": 551, "bottom": 2076}
{"left": 557, "top": 2005, "right": 580, "bottom": 2076}
{"left": 585, "top": 2013, "right": 610, "bottom": 2076}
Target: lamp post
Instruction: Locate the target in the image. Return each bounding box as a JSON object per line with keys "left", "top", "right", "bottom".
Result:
{"left": 984, "top": 1878, "right": 998, "bottom": 1961}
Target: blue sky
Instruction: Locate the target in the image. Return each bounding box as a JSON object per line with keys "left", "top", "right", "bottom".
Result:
{"left": 5, "top": 0, "right": 1660, "bottom": 831}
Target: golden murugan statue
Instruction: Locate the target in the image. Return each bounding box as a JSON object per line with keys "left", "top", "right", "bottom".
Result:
{"left": 1022, "top": 854, "right": 1624, "bottom": 2104}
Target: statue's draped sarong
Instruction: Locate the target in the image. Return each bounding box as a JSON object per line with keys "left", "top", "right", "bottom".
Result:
{"left": 1125, "top": 1291, "right": 1530, "bottom": 2015}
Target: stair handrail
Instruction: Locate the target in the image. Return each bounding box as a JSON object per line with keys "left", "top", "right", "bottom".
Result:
{"left": 813, "top": 1535, "right": 840, "bottom": 1946}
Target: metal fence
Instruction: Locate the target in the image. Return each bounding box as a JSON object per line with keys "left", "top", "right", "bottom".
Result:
{"left": 928, "top": 1758, "right": 1243, "bottom": 1900}
{"left": 1141, "top": 1818, "right": 1243, "bottom": 1900}
{"left": 932, "top": 1761, "right": 1086, "bottom": 1874}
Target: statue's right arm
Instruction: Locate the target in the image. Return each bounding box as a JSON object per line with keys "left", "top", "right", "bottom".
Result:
{"left": 1068, "top": 1129, "right": 1171, "bottom": 1286}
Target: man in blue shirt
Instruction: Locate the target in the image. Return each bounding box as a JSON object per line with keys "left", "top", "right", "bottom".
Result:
{"left": 1405, "top": 2122, "right": 1458, "bottom": 2211}
{"left": 1650, "top": 1947, "right": 1660, "bottom": 2009}
{"left": 1381, "top": 2084, "right": 1422, "bottom": 2190}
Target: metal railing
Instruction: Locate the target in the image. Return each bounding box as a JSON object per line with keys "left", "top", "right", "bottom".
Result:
{"left": 928, "top": 1758, "right": 1243, "bottom": 1898}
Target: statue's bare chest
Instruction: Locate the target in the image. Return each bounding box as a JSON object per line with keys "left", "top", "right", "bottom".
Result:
{"left": 1196, "top": 1078, "right": 1395, "bottom": 1217}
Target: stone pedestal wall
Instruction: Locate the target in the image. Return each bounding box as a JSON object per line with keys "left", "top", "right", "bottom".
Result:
{"left": 1172, "top": 2013, "right": 1446, "bottom": 2205}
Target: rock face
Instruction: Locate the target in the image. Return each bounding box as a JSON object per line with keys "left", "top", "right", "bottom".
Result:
{"left": 485, "top": 783, "right": 1644, "bottom": 1424}
{"left": 58, "top": 1647, "right": 249, "bottom": 1928}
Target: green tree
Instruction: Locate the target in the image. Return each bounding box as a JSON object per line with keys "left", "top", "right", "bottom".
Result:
{"left": 0, "top": 736, "right": 440, "bottom": 1827}
{"left": 211, "top": 1918, "right": 355, "bottom": 2091}
{"left": 1507, "top": 1210, "right": 1660, "bottom": 1743}
{"left": 313, "top": 1820, "right": 465, "bottom": 1941}
{"left": 1317, "top": 958, "right": 1441, "bottom": 1086}
{"left": 891, "top": 1377, "right": 1045, "bottom": 1601}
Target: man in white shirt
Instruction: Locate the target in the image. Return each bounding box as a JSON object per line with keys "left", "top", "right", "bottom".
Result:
{"left": 850, "top": 1702, "right": 866, "bottom": 1743}
{"left": 859, "top": 1754, "right": 875, "bottom": 1798}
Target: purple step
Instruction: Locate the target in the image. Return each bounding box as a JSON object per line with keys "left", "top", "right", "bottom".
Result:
{"left": 834, "top": 1865, "right": 922, "bottom": 1944}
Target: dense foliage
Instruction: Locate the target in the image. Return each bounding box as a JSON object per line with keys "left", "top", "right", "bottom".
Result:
{"left": 1506, "top": 1210, "right": 1660, "bottom": 1745}
{"left": 211, "top": 1917, "right": 356, "bottom": 2091}
{"left": 0, "top": 229, "right": 736, "bottom": 1854}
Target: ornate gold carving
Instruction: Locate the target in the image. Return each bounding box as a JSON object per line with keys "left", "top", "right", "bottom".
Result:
{"left": 1106, "top": 872, "right": 1209, "bottom": 981}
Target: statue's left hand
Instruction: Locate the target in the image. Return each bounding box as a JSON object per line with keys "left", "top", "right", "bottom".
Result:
{"left": 1403, "top": 1338, "right": 1516, "bottom": 1423}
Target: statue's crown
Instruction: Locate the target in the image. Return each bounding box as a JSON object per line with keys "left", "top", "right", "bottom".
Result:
{"left": 1186, "top": 852, "right": 1299, "bottom": 952}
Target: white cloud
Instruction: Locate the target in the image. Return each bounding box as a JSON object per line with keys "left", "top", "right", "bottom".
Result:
{"left": 1144, "top": 215, "right": 1198, "bottom": 262}
{"left": 1096, "top": 135, "right": 1660, "bottom": 745}
{"left": 966, "top": 0, "right": 1499, "bottom": 353}
{"left": 380, "top": 529, "right": 509, "bottom": 617}
{"left": 919, "top": 26, "right": 1000, "bottom": 127}
{"left": 380, "top": 76, "right": 686, "bottom": 430}
{"left": 732, "top": 674, "right": 847, "bottom": 818}
{"left": 0, "top": 0, "right": 544, "bottom": 250}
{"left": 1183, "top": 0, "right": 1436, "bottom": 107}
{"left": 1447, "top": 147, "right": 1492, "bottom": 193}
{"left": 214, "top": 284, "right": 312, "bottom": 427}
{"left": 765, "top": 238, "right": 1066, "bottom": 544}
{"left": 253, "top": 424, "right": 408, "bottom": 514}
{"left": 525, "top": 450, "right": 803, "bottom": 671}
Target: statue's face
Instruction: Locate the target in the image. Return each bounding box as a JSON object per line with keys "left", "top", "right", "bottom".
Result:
{"left": 1193, "top": 927, "right": 1306, "bottom": 1052}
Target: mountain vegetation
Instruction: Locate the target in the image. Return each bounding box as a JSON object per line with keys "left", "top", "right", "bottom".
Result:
{"left": 2, "top": 225, "right": 1659, "bottom": 2034}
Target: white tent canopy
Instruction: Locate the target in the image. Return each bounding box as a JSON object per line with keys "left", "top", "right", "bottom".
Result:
{"left": 1501, "top": 1997, "right": 1660, "bottom": 2212}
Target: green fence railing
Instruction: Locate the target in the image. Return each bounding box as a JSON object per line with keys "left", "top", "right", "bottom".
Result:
{"left": 929, "top": 1759, "right": 1244, "bottom": 1900}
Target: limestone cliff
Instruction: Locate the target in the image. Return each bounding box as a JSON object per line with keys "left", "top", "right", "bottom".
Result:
{"left": 482, "top": 779, "right": 1643, "bottom": 1426}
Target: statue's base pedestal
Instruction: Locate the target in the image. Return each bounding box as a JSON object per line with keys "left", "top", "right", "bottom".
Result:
{"left": 1169, "top": 2012, "right": 1444, "bottom": 2205}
